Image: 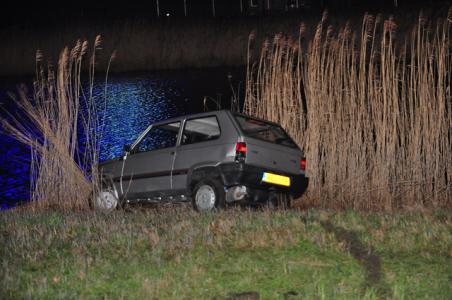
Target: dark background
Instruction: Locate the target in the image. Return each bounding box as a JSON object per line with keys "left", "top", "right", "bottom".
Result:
{"left": 2, "top": 0, "right": 450, "bottom": 28}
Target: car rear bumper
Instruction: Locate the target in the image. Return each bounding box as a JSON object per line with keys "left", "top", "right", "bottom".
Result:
{"left": 219, "top": 163, "right": 309, "bottom": 201}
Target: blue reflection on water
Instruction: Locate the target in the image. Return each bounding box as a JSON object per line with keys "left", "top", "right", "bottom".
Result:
{"left": 0, "top": 68, "right": 243, "bottom": 208}
{"left": 93, "top": 76, "right": 183, "bottom": 161}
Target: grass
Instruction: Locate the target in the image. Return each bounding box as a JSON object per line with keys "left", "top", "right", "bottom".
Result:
{"left": 1, "top": 206, "right": 450, "bottom": 299}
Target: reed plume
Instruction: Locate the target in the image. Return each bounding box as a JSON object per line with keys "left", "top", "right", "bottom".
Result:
{"left": 244, "top": 11, "right": 451, "bottom": 210}
{"left": 1, "top": 36, "right": 114, "bottom": 211}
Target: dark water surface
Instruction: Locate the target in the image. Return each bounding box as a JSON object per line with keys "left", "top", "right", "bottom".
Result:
{"left": 0, "top": 67, "right": 244, "bottom": 208}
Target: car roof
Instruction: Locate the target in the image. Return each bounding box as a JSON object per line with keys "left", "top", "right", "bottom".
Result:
{"left": 232, "top": 111, "right": 282, "bottom": 127}
{"left": 151, "top": 109, "right": 231, "bottom": 126}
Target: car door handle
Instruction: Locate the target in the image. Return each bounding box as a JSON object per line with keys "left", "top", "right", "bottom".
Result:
{"left": 170, "top": 151, "right": 175, "bottom": 155}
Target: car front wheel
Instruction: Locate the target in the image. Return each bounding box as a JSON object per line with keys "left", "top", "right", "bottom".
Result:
{"left": 92, "top": 179, "right": 120, "bottom": 211}
{"left": 94, "top": 189, "right": 119, "bottom": 210}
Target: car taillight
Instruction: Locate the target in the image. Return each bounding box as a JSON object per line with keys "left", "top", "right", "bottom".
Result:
{"left": 300, "top": 158, "right": 306, "bottom": 171}
{"left": 235, "top": 142, "right": 247, "bottom": 162}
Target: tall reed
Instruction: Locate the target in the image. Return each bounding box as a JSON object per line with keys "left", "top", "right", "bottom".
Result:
{"left": 1, "top": 36, "right": 113, "bottom": 210}
{"left": 244, "top": 11, "right": 451, "bottom": 210}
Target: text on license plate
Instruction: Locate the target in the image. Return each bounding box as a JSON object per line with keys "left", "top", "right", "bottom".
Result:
{"left": 262, "top": 172, "right": 291, "bottom": 187}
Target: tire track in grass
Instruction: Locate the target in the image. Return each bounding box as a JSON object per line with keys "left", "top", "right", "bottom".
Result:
{"left": 320, "top": 219, "right": 385, "bottom": 295}
{"left": 225, "top": 291, "right": 260, "bottom": 299}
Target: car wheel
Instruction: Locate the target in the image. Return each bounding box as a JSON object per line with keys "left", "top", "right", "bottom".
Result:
{"left": 192, "top": 180, "right": 225, "bottom": 212}
{"left": 92, "top": 179, "right": 119, "bottom": 211}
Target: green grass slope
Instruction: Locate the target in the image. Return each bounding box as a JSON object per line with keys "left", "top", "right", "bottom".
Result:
{"left": 1, "top": 206, "right": 450, "bottom": 299}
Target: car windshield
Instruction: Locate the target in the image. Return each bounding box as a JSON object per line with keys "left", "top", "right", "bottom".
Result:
{"left": 234, "top": 114, "right": 298, "bottom": 148}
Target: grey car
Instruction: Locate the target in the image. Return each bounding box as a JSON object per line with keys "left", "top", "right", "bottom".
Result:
{"left": 95, "top": 110, "right": 308, "bottom": 211}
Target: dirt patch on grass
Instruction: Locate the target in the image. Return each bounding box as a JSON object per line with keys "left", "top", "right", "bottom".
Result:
{"left": 320, "top": 220, "right": 382, "bottom": 289}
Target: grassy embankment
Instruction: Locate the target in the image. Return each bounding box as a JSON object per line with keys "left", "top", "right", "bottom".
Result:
{"left": 0, "top": 207, "right": 450, "bottom": 299}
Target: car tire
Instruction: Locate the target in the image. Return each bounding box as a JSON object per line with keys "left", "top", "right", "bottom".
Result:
{"left": 91, "top": 178, "right": 120, "bottom": 211}
{"left": 192, "top": 180, "right": 226, "bottom": 212}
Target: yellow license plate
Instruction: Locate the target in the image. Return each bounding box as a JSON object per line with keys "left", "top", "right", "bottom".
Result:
{"left": 262, "top": 172, "right": 291, "bottom": 187}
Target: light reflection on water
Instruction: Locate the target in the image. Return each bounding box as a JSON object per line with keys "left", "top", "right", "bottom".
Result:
{"left": 94, "top": 77, "right": 183, "bottom": 161}
{"left": 0, "top": 68, "right": 243, "bottom": 208}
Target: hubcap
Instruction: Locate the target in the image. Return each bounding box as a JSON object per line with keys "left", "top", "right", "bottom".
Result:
{"left": 96, "top": 190, "right": 118, "bottom": 210}
{"left": 195, "top": 185, "right": 216, "bottom": 211}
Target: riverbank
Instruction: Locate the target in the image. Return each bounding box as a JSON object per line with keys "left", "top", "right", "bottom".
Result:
{"left": 0, "top": 206, "right": 450, "bottom": 299}
{"left": 0, "top": 16, "right": 295, "bottom": 76}
{"left": 0, "top": 5, "right": 446, "bottom": 77}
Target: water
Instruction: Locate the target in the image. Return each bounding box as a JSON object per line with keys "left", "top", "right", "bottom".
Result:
{"left": 0, "top": 67, "right": 244, "bottom": 208}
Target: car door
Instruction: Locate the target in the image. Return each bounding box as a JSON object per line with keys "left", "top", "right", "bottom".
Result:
{"left": 121, "top": 121, "right": 180, "bottom": 199}
{"left": 172, "top": 115, "right": 223, "bottom": 192}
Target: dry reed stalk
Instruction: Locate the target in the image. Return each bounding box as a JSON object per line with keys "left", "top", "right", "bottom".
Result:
{"left": 1, "top": 36, "right": 114, "bottom": 211}
{"left": 244, "top": 10, "right": 451, "bottom": 210}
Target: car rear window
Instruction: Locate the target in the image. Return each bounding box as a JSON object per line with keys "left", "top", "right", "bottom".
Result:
{"left": 234, "top": 115, "right": 298, "bottom": 148}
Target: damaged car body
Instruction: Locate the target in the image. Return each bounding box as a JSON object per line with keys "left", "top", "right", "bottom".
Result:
{"left": 96, "top": 110, "right": 309, "bottom": 211}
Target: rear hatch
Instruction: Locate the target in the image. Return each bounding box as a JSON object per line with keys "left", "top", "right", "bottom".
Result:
{"left": 233, "top": 114, "right": 304, "bottom": 175}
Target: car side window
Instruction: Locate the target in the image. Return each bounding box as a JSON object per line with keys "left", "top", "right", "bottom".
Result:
{"left": 135, "top": 122, "right": 180, "bottom": 153}
{"left": 181, "top": 116, "right": 221, "bottom": 145}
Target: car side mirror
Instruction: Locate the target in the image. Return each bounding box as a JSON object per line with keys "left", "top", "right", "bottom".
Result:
{"left": 123, "top": 144, "right": 132, "bottom": 153}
